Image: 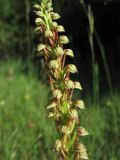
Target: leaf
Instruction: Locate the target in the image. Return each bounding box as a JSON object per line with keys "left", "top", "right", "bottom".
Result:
{"left": 88, "top": 5, "right": 94, "bottom": 35}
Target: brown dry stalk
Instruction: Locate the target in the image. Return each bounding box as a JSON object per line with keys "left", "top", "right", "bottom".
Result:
{"left": 34, "top": 0, "right": 89, "bottom": 159}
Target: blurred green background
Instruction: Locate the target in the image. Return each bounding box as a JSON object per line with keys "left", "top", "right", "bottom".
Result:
{"left": 0, "top": 0, "right": 120, "bottom": 160}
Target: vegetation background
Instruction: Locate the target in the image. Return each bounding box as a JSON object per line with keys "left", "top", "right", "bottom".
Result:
{"left": 0, "top": 0, "right": 120, "bottom": 159}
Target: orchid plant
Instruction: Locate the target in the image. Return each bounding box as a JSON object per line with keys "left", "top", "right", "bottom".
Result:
{"left": 34, "top": 0, "right": 89, "bottom": 159}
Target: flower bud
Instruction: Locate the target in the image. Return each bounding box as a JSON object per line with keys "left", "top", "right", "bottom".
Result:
{"left": 66, "top": 64, "right": 78, "bottom": 73}
{"left": 69, "top": 109, "right": 79, "bottom": 122}
{"left": 36, "top": 11, "right": 44, "bottom": 17}
{"left": 57, "top": 25, "right": 65, "bottom": 32}
{"left": 62, "top": 126, "right": 71, "bottom": 135}
{"left": 44, "top": 30, "right": 53, "bottom": 37}
{"left": 51, "top": 12, "right": 61, "bottom": 20}
{"left": 47, "top": 101, "right": 57, "bottom": 109}
{"left": 49, "top": 60, "right": 59, "bottom": 69}
{"left": 52, "top": 22, "right": 58, "bottom": 28}
{"left": 64, "top": 49, "right": 74, "bottom": 57}
{"left": 65, "top": 80, "right": 74, "bottom": 89}
{"left": 37, "top": 44, "right": 46, "bottom": 51}
{"left": 34, "top": 26, "right": 41, "bottom": 33}
{"left": 74, "top": 82, "right": 82, "bottom": 90}
{"left": 48, "top": 112, "right": 54, "bottom": 118}
{"left": 35, "top": 18, "right": 43, "bottom": 25}
{"left": 46, "top": 2, "right": 52, "bottom": 9}
{"left": 47, "top": 7, "right": 53, "bottom": 12}
{"left": 59, "top": 36, "right": 69, "bottom": 44}
{"left": 74, "top": 100, "right": 85, "bottom": 109}
{"left": 53, "top": 89, "right": 62, "bottom": 99}
{"left": 78, "top": 127, "right": 89, "bottom": 136}
{"left": 55, "top": 139, "right": 62, "bottom": 151}
{"left": 76, "top": 143, "right": 88, "bottom": 160}
{"left": 33, "top": 4, "right": 41, "bottom": 9}
{"left": 54, "top": 47, "right": 64, "bottom": 56}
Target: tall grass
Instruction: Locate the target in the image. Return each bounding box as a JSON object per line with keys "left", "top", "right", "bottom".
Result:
{"left": 80, "top": 0, "right": 113, "bottom": 101}
{"left": 87, "top": 5, "right": 100, "bottom": 106}
{"left": 0, "top": 59, "right": 57, "bottom": 160}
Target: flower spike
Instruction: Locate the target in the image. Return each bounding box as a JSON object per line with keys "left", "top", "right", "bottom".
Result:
{"left": 34, "top": 0, "right": 89, "bottom": 159}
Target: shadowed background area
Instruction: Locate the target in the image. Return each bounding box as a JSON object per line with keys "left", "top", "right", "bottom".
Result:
{"left": 0, "top": 0, "right": 120, "bottom": 159}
